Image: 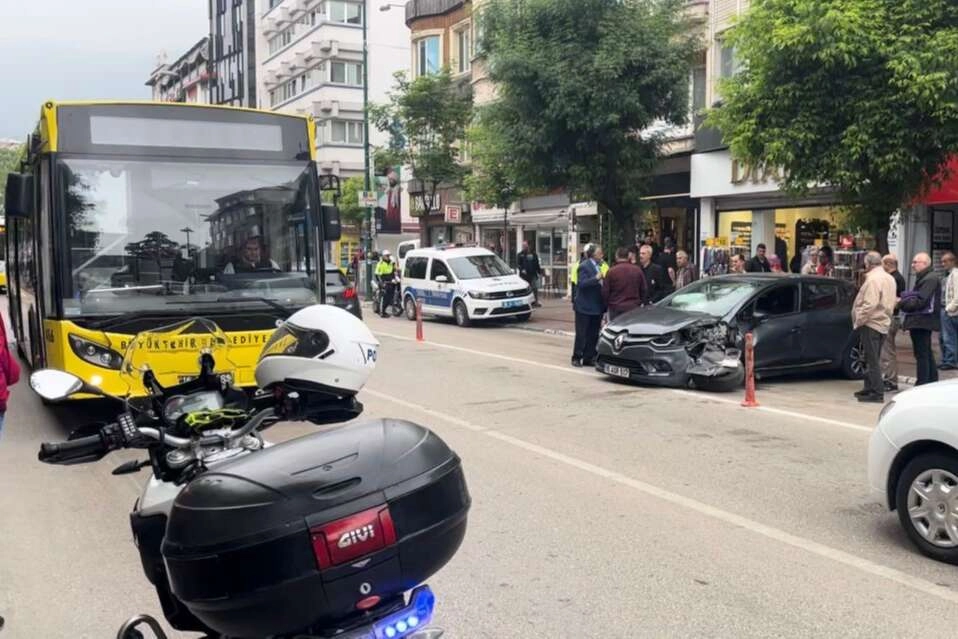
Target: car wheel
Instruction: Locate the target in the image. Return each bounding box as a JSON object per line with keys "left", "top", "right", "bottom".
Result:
{"left": 404, "top": 296, "right": 417, "bottom": 321}
{"left": 453, "top": 300, "right": 471, "bottom": 327}
{"left": 515, "top": 312, "right": 532, "bottom": 322}
{"left": 691, "top": 366, "right": 745, "bottom": 393}
{"left": 895, "top": 453, "right": 958, "bottom": 564}
{"left": 841, "top": 338, "right": 867, "bottom": 380}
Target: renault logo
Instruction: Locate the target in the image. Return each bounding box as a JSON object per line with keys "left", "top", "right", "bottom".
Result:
{"left": 613, "top": 333, "right": 626, "bottom": 352}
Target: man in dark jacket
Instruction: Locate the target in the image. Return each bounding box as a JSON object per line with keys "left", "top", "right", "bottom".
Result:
{"left": 638, "top": 245, "right": 673, "bottom": 303}
{"left": 517, "top": 241, "right": 542, "bottom": 307}
{"left": 880, "top": 254, "right": 907, "bottom": 391}
{"left": 746, "top": 243, "right": 772, "bottom": 273}
{"left": 900, "top": 252, "right": 941, "bottom": 386}
{"left": 602, "top": 247, "right": 648, "bottom": 321}
{"left": 572, "top": 244, "right": 606, "bottom": 367}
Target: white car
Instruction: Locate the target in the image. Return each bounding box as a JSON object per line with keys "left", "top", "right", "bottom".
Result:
{"left": 868, "top": 379, "right": 958, "bottom": 563}
{"left": 400, "top": 246, "right": 535, "bottom": 327}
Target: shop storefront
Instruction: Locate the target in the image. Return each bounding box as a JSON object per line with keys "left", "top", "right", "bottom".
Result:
{"left": 923, "top": 158, "right": 958, "bottom": 267}
{"left": 691, "top": 150, "right": 877, "bottom": 280}
{"left": 640, "top": 155, "right": 698, "bottom": 255}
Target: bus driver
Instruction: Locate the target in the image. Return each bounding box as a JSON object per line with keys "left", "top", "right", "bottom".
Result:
{"left": 224, "top": 236, "right": 280, "bottom": 274}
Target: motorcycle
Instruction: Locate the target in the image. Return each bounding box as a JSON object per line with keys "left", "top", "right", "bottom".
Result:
{"left": 372, "top": 277, "right": 403, "bottom": 317}
{"left": 32, "top": 311, "right": 469, "bottom": 639}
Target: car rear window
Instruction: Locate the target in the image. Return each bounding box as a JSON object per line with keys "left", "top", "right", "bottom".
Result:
{"left": 325, "top": 269, "right": 348, "bottom": 287}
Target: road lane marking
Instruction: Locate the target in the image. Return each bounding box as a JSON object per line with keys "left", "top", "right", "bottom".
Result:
{"left": 374, "top": 330, "right": 873, "bottom": 433}
{"left": 363, "top": 388, "right": 958, "bottom": 605}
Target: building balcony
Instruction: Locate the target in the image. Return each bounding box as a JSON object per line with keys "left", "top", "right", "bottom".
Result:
{"left": 405, "top": 0, "right": 467, "bottom": 25}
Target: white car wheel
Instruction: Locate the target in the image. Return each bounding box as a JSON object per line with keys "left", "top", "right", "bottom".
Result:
{"left": 896, "top": 453, "right": 958, "bottom": 564}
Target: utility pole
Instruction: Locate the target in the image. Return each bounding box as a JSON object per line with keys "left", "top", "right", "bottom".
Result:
{"left": 362, "top": 0, "right": 374, "bottom": 298}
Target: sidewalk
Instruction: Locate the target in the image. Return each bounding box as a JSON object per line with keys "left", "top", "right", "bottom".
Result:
{"left": 521, "top": 297, "right": 957, "bottom": 387}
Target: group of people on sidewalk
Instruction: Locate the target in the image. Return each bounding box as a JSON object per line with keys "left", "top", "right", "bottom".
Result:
{"left": 570, "top": 242, "right": 699, "bottom": 367}
{"left": 852, "top": 250, "right": 958, "bottom": 403}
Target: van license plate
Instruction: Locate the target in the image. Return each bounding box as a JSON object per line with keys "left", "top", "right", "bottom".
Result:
{"left": 503, "top": 300, "right": 524, "bottom": 309}
{"left": 604, "top": 364, "right": 630, "bottom": 378}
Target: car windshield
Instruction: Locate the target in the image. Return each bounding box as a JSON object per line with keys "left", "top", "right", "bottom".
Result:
{"left": 661, "top": 278, "right": 763, "bottom": 316}
{"left": 448, "top": 254, "right": 512, "bottom": 280}
{"left": 59, "top": 157, "right": 319, "bottom": 317}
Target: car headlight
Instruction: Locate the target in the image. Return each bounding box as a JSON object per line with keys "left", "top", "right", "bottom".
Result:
{"left": 521, "top": 286, "right": 533, "bottom": 296}
{"left": 69, "top": 334, "right": 123, "bottom": 370}
{"left": 650, "top": 333, "right": 679, "bottom": 348}
{"left": 878, "top": 399, "right": 896, "bottom": 423}
{"left": 468, "top": 291, "right": 492, "bottom": 300}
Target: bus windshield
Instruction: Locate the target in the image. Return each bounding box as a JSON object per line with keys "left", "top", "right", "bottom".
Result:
{"left": 59, "top": 157, "right": 319, "bottom": 317}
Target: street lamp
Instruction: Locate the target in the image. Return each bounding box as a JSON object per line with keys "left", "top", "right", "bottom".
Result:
{"left": 180, "top": 226, "right": 193, "bottom": 256}
{"left": 362, "top": 0, "right": 373, "bottom": 298}
{"left": 378, "top": 2, "right": 405, "bottom": 11}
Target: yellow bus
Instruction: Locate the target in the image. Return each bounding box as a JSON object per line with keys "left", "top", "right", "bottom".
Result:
{"left": 3, "top": 101, "right": 341, "bottom": 397}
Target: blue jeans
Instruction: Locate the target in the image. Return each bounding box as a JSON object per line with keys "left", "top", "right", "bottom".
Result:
{"left": 941, "top": 310, "right": 958, "bottom": 366}
{"left": 0, "top": 412, "right": 6, "bottom": 439}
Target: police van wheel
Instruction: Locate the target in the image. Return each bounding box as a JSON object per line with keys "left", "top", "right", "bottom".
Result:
{"left": 404, "top": 296, "right": 417, "bottom": 321}
{"left": 454, "top": 300, "right": 472, "bottom": 328}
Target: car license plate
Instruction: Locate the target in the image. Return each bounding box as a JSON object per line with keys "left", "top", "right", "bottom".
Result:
{"left": 604, "top": 364, "right": 631, "bottom": 378}
{"left": 179, "top": 372, "right": 234, "bottom": 384}
{"left": 502, "top": 300, "right": 524, "bottom": 309}
{"left": 720, "top": 358, "right": 740, "bottom": 369}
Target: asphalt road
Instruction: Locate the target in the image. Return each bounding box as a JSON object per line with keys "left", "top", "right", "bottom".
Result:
{"left": 2, "top": 311, "right": 958, "bottom": 638}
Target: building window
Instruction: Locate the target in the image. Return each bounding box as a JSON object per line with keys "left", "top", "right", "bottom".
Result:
{"left": 268, "top": 29, "right": 293, "bottom": 54}
{"left": 692, "top": 64, "right": 706, "bottom": 113}
{"left": 454, "top": 26, "right": 471, "bottom": 74}
{"left": 328, "top": 119, "right": 364, "bottom": 145}
{"left": 323, "top": 1, "right": 363, "bottom": 25}
{"left": 719, "top": 43, "right": 738, "bottom": 79}
{"left": 330, "top": 60, "right": 362, "bottom": 86}
{"left": 415, "top": 36, "right": 440, "bottom": 77}
{"left": 269, "top": 0, "right": 283, "bottom": 8}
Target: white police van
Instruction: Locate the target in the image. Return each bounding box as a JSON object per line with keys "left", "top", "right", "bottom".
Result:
{"left": 401, "top": 246, "right": 535, "bottom": 327}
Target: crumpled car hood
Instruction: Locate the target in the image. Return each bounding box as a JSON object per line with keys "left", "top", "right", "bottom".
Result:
{"left": 607, "top": 305, "right": 717, "bottom": 335}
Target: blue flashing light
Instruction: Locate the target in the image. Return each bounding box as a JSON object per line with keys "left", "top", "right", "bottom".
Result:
{"left": 373, "top": 586, "right": 436, "bottom": 639}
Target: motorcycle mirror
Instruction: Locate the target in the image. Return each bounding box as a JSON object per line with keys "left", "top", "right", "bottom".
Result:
{"left": 30, "top": 369, "right": 97, "bottom": 401}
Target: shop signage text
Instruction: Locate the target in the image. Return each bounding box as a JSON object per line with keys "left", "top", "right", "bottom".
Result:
{"left": 444, "top": 204, "right": 462, "bottom": 223}
{"left": 730, "top": 160, "right": 788, "bottom": 187}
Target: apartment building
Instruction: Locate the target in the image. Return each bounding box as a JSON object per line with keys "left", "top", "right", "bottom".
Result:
{"left": 209, "top": 0, "right": 259, "bottom": 107}
{"left": 256, "top": 0, "right": 409, "bottom": 177}
{"left": 146, "top": 38, "right": 211, "bottom": 104}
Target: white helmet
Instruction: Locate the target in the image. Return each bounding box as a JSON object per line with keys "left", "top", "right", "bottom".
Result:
{"left": 255, "top": 305, "right": 379, "bottom": 395}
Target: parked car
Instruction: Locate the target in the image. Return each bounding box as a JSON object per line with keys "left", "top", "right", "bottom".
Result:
{"left": 597, "top": 274, "right": 865, "bottom": 392}
{"left": 401, "top": 246, "right": 534, "bottom": 327}
{"left": 324, "top": 264, "right": 361, "bottom": 319}
{"left": 868, "top": 380, "right": 958, "bottom": 563}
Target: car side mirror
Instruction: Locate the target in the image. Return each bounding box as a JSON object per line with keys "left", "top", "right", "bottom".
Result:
{"left": 752, "top": 310, "right": 769, "bottom": 324}
{"left": 320, "top": 204, "right": 342, "bottom": 242}
{"left": 5, "top": 173, "right": 34, "bottom": 219}
{"left": 435, "top": 275, "right": 449, "bottom": 283}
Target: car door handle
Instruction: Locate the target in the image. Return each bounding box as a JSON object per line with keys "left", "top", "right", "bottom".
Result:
{"left": 790, "top": 327, "right": 802, "bottom": 334}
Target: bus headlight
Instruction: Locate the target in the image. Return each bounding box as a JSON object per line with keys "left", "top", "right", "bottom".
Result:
{"left": 69, "top": 335, "right": 123, "bottom": 370}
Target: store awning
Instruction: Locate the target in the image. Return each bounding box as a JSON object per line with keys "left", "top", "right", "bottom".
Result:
{"left": 926, "top": 158, "right": 958, "bottom": 205}
{"left": 511, "top": 208, "right": 571, "bottom": 227}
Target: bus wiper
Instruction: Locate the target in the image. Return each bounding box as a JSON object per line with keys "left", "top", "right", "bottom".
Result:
{"left": 86, "top": 310, "right": 183, "bottom": 330}
{"left": 212, "top": 297, "right": 293, "bottom": 318}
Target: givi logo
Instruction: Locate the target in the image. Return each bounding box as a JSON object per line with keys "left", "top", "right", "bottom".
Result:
{"left": 337, "top": 524, "right": 376, "bottom": 549}
{"left": 310, "top": 506, "right": 398, "bottom": 569}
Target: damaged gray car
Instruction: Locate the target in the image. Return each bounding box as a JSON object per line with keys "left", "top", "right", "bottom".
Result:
{"left": 596, "top": 274, "right": 866, "bottom": 392}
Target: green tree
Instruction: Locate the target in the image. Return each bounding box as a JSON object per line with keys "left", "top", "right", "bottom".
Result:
{"left": 464, "top": 113, "right": 521, "bottom": 211}
{"left": 710, "top": 0, "right": 958, "bottom": 239}
{"left": 476, "top": 0, "right": 699, "bottom": 243}
{"left": 339, "top": 176, "right": 366, "bottom": 226}
{"left": 370, "top": 70, "right": 473, "bottom": 216}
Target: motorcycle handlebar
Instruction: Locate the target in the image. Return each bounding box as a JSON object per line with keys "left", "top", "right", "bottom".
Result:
{"left": 38, "top": 434, "right": 109, "bottom": 465}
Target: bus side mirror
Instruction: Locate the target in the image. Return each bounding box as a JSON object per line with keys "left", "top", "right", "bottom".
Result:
{"left": 4, "top": 173, "right": 34, "bottom": 219}
{"left": 321, "top": 204, "right": 342, "bottom": 242}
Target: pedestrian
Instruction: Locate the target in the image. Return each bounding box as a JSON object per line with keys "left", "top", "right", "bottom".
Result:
{"left": 852, "top": 252, "right": 897, "bottom": 403}
{"left": 746, "top": 243, "right": 772, "bottom": 273}
{"left": 638, "top": 244, "right": 673, "bottom": 303}
{"left": 801, "top": 246, "right": 820, "bottom": 275}
{"left": 938, "top": 251, "right": 958, "bottom": 370}
{"left": 602, "top": 247, "right": 648, "bottom": 321}
{"left": 729, "top": 253, "right": 747, "bottom": 274}
{"left": 517, "top": 241, "right": 543, "bottom": 308}
{"left": 880, "top": 254, "right": 907, "bottom": 392}
{"left": 571, "top": 244, "right": 606, "bottom": 368}
{"left": 673, "top": 250, "right": 698, "bottom": 289}
{"left": 656, "top": 239, "right": 677, "bottom": 280}
{"left": 768, "top": 254, "right": 784, "bottom": 273}
{"left": 0, "top": 313, "right": 20, "bottom": 441}
{"left": 899, "top": 252, "right": 941, "bottom": 386}
{"left": 817, "top": 246, "right": 835, "bottom": 277}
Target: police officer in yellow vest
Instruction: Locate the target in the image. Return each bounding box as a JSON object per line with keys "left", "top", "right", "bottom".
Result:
{"left": 374, "top": 250, "right": 399, "bottom": 318}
